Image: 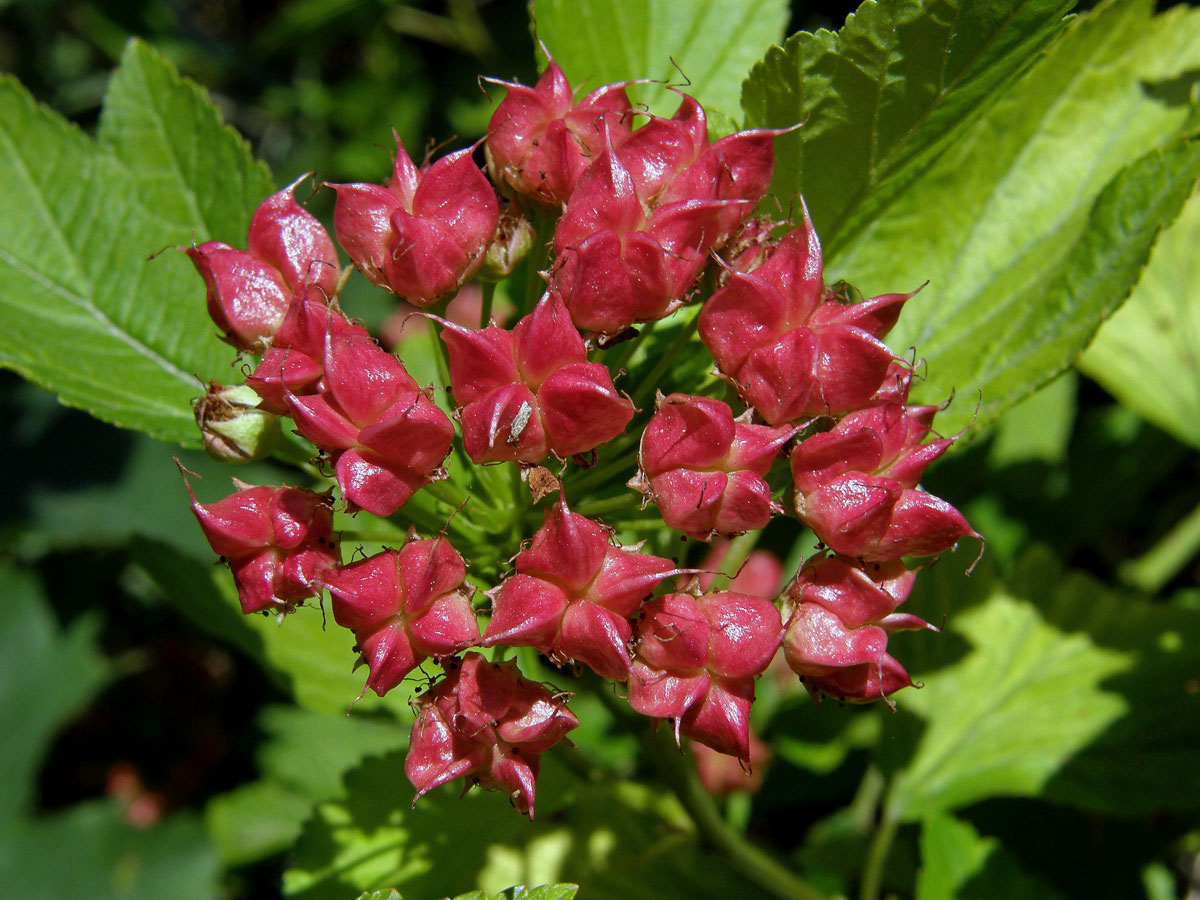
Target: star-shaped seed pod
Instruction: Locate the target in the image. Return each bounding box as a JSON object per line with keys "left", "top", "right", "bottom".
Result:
{"left": 631, "top": 393, "right": 795, "bottom": 540}
{"left": 790, "top": 402, "right": 978, "bottom": 561}
{"left": 482, "top": 498, "right": 681, "bottom": 680}
{"left": 627, "top": 590, "right": 782, "bottom": 762}
{"left": 781, "top": 555, "right": 933, "bottom": 704}
{"left": 406, "top": 653, "right": 579, "bottom": 817}
{"left": 438, "top": 291, "right": 634, "bottom": 464}
{"left": 699, "top": 207, "right": 918, "bottom": 425}
{"left": 322, "top": 538, "right": 479, "bottom": 697}
{"left": 329, "top": 134, "right": 499, "bottom": 305}
{"left": 187, "top": 478, "right": 338, "bottom": 618}
{"left": 184, "top": 180, "right": 340, "bottom": 353}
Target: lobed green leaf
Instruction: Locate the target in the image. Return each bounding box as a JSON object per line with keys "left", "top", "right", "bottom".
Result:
{"left": 885, "top": 546, "right": 1200, "bottom": 820}
{"left": 829, "top": 0, "right": 1200, "bottom": 433}
{"left": 0, "top": 564, "right": 110, "bottom": 821}
{"left": 916, "top": 812, "right": 1067, "bottom": 899}
{"left": 284, "top": 753, "right": 771, "bottom": 900}
{"left": 742, "top": 0, "right": 1075, "bottom": 252}
{"left": 1079, "top": 187, "right": 1200, "bottom": 449}
{"left": 536, "top": 0, "right": 789, "bottom": 120}
{"left": 207, "top": 706, "right": 406, "bottom": 865}
{"left": 0, "top": 40, "right": 273, "bottom": 446}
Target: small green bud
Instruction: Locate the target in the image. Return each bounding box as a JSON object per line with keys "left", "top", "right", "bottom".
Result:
{"left": 193, "top": 382, "right": 280, "bottom": 463}
{"left": 478, "top": 212, "right": 536, "bottom": 281}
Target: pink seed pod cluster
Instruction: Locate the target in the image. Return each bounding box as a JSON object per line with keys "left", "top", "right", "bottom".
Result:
{"left": 282, "top": 328, "right": 454, "bottom": 517}
{"left": 699, "top": 207, "right": 917, "bottom": 425}
{"left": 438, "top": 291, "right": 634, "bottom": 463}
{"left": 628, "top": 590, "right": 782, "bottom": 761}
{"left": 485, "top": 58, "right": 633, "bottom": 206}
{"left": 790, "top": 402, "right": 979, "bottom": 561}
{"left": 406, "top": 652, "right": 579, "bottom": 818}
{"left": 179, "top": 50, "right": 979, "bottom": 816}
{"left": 550, "top": 94, "right": 780, "bottom": 337}
{"left": 187, "top": 479, "right": 338, "bottom": 617}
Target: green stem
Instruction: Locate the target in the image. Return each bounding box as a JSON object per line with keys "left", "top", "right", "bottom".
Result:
{"left": 630, "top": 310, "right": 701, "bottom": 409}
{"left": 423, "top": 478, "right": 472, "bottom": 509}
{"left": 339, "top": 530, "right": 408, "bottom": 545}
{"left": 610, "top": 319, "right": 656, "bottom": 372}
{"left": 647, "top": 728, "right": 827, "bottom": 900}
{"left": 859, "top": 795, "right": 900, "bottom": 900}
{"left": 427, "top": 316, "right": 452, "bottom": 390}
{"left": 570, "top": 447, "right": 641, "bottom": 495}
{"left": 590, "top": 686, "right": 826, "bottom": 900}
{"left": 523, "top": 212, "right": 555, "bottom": 316}
{"left": 470, "top": 458, "right": 514, "bottom": 511}
{"left": 1120, "top": 497, "right": 1200, "bottom": 594}
{"left": 508, "top": 462, "right": 526, "bottom": 544}
{"left": 706, "top": 531, "right": 761, "bottom": 590}
{"left": 480, "top": 280, "right": 496, "bottom": 328}
{"left": 574, "top": 492, "right": 642, "bottom": 519}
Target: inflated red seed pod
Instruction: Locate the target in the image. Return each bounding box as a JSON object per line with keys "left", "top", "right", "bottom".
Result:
{"left": 283, "top": 330, "right": 454, "bottom": 516}
{"left": 482, "top": 498, "right": 680, "bottom": 679}
{"left": 631, "top": 393, "right": 794, "bottom": 540}
{"left": 244, "top": 297, "right": 372, "bottom": 415}
{"left": 187, "top": 479, "right": 338, "bottom": 617}
{"left": 699, "top": 206, "right": 918, "bottom": 424}
{"left": 438, "top": 292, "right": 634, "bottom": 464}
{"left": 782, "top": 555, "right": 932, "bottom": 704}
{"left": 549, "top": 125, "right": 746, "bottom": 337}
{"left": 627, "top": 590, "right": 782, "bottom": 762}
{"left": 406, "top": 652, "right": 578, "bottom": 817}
{"left": 329, "top": 134, "right": 499, "bottom": 305}
{"left": 322, "top": 538, "right": 479, "bottom": 697}
{"left": 790, "top": 402, "right": 978, "bottom": 560}
{"left": 485, "top": 57, "right": 633, "bottom": 206}
{"left": 184, "top": 180, "right": 340, "bottom": 352}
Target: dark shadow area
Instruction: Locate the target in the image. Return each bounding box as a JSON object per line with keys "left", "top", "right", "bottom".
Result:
{"left": 1142, "top": 66, "right": 1200, "bottom": 107}
{"left": 924, "top": 381, "right": 1199, "bottom": 589}
{"left": 959, "top": 798, "right": 1189, "bottom": 899}
{"left": 0, "top": 371, "right": 138, "bottom": 533}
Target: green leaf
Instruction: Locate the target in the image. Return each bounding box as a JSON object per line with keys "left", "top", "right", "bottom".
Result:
{"left": 0, "top": 563, "right": 110, "bottom": 821}
{"left": 987, "top": 371, "right": 1076, "bottom": 466}
{"left": 128, "top": 536, "right": 264, "bottom": 660}
{"left": 916, "top": 812, "right": 1067, "bottom": 900}
{"left": 207, "top": 706, "right": 406, "bottom": 865}
{"left": 0, "top": 40, "right": 273, "bottom": 446}
{"left": 206, "top": 780, "right": 316, "bottom": 867}
{"left": 448, "top": 887, "right": 579, "bottom": 900}
{"left": 742, "top": 0, "right": 1075, "bottom": 252}
{"left": 486, "top": 887, "right": 579, "bottom": 900}
{"left": 885, "top": 546, "right": 1200, "bottom": 820}
{"left": 535, "top": 0, "right": 789, "bottom": 118}
{"left": 356, "top": 891, "right": 402, "bottom": 900}
{"left": 1079, "top": 187, "right": 1200, "bottom": 449}
{"left": 96, "top": 42, "right": 273, "bottom": 239}
{"left": 933, "top": 139, "right": 1200, "bottom": 433}
{"left": 0, "top": 803, "right": 220, "bottom": 900}
{"left": 284, "top": 753, "right": 773, "bottom": 900}
{"left": 829, "top": 0, "right": 1200, "bottom": 433}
